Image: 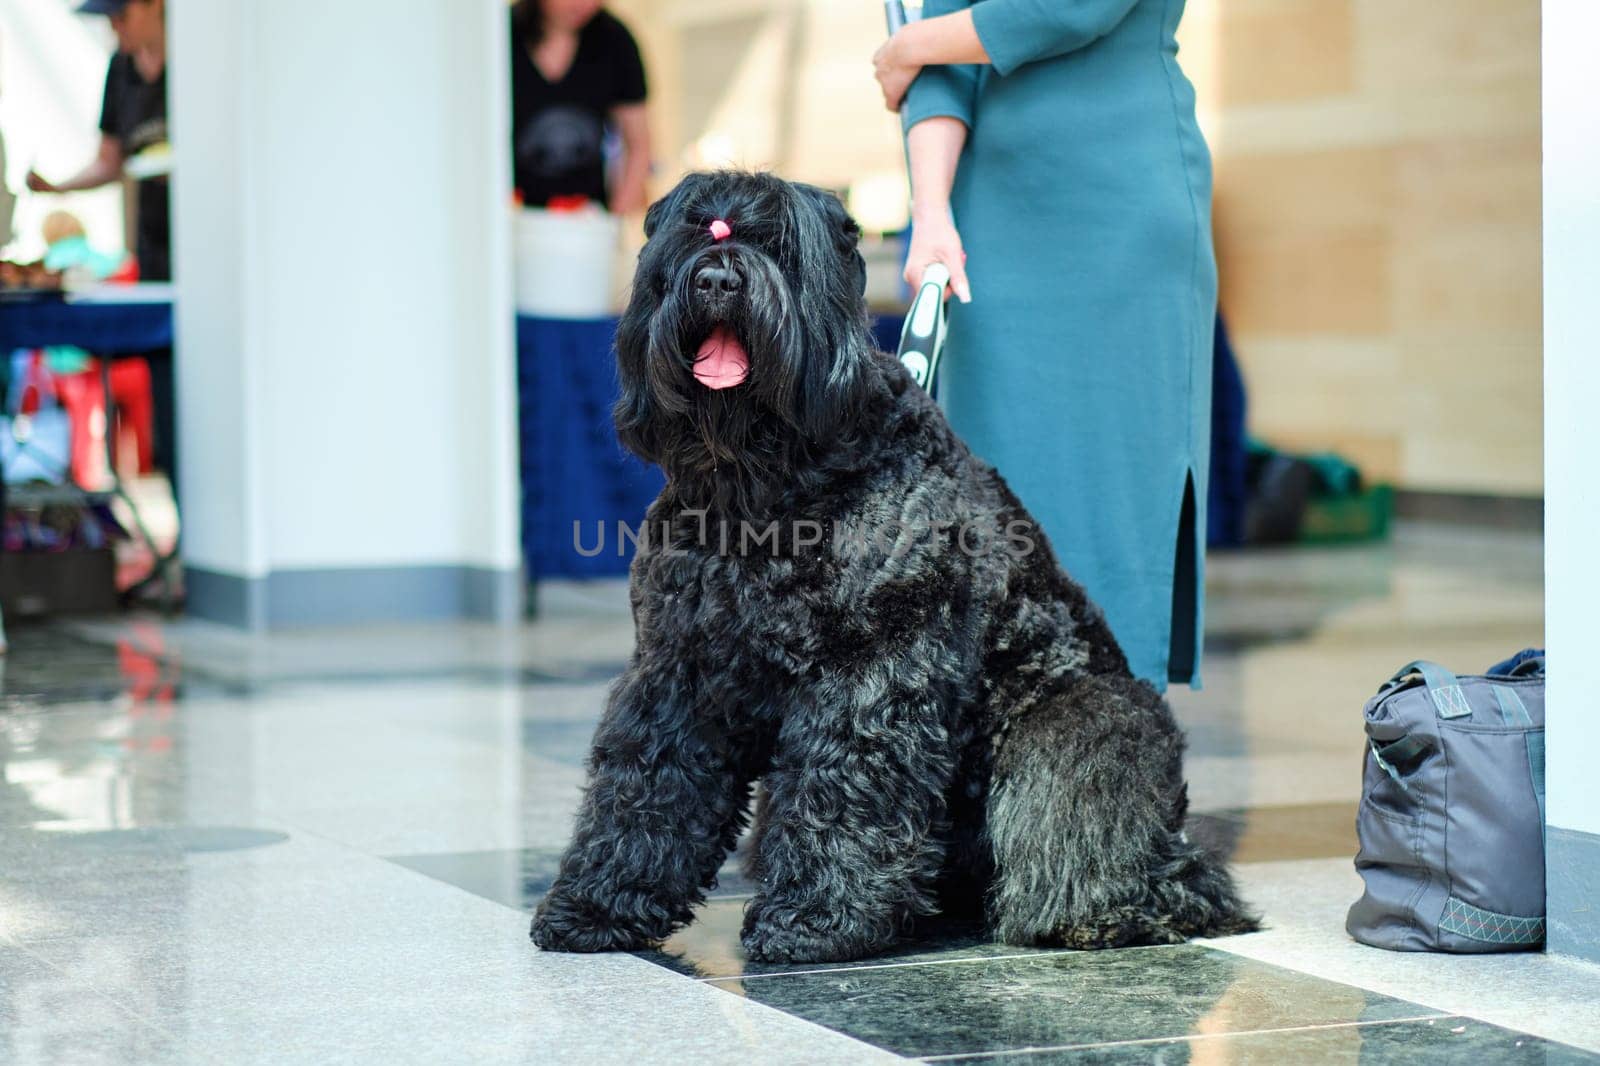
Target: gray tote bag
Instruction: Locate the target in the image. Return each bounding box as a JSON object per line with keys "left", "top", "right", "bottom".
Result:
{"left": 1347, "top": 656, "right": 1546, "bottom": 952}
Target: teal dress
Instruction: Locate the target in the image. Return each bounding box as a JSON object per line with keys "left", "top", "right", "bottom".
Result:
{"left": 904, "top": 0, "right": 1214, "bottom": 688}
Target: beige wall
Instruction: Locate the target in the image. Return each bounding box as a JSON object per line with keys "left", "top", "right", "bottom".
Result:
{"left": 614, "top": 0, "right": 1543, "bottom": 496}
{"left": 1181, "top": 0, "right": 1543, "bottom": 495}
{"left": 610, "top": 0, "right": 905, "bottom": 189}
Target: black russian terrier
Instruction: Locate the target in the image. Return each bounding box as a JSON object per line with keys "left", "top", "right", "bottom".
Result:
{"left": 530, "top": 171, "right": 1257, "bottom": 963}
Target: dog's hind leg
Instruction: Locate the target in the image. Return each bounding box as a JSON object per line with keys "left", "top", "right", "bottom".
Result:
{"left": 531, "top": 664, "right": 756, "bottom": 953}
{"left": 986, "top": 672, "right": 1258, "bottom": 948}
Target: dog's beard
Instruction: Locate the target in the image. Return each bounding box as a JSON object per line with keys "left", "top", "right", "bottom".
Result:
{"left": 614, "top": 175, "right": 875, "bottom": 518}
{"left": 623, "top": 251, "right": 820, "bottom": 512}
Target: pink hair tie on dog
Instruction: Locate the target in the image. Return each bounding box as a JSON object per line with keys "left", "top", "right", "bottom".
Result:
{"left": 708, "top": 219, "right": 732, "bottom": 242}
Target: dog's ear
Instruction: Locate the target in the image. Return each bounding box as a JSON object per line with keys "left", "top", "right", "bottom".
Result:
{"left": 792, "top": 182, "right": 868, "bottom": 295}
{"left": 643, "top": 172, "right": 714, "bottom": 240}
{"left": 642, "top": 195, "right": 670, "bottom": 240}
{"left": 793, "top": 184, "right": 861, "bottom": 248}
{"left": 780, "top": 181, "right": 873, "bottom": 439}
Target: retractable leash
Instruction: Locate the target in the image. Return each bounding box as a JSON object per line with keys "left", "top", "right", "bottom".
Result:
{"left": 882, "top": 1, "right": 949, "bottom": 393}
{"left": 897, "top": 262, "right": 949, "bottom": 392}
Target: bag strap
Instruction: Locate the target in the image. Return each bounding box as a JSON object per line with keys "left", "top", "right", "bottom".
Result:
{"left": 1369, "top": 734, "right": 1432, "bottom": 794}
{"left": 1526, "top": 732, "right": 1547, "bottom": 841}
{"left": 1380, "top": 660, "right": 1473, "bottom": 719}
{"left": 1369, "top": 739, "right": 1415, "bottom": 793}
{"left": 1492, "top": 684, "right": 1534, "bottom": 727}
{"left": 1494, "top": 684, "right": 1546, "bottom": 839}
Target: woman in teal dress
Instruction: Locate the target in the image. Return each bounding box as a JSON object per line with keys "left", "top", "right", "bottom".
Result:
{"left": 874, "top": 0, "right": 1214, "bottom": 688}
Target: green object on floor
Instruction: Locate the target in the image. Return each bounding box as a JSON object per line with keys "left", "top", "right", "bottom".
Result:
{"left": 1299, "top": 484, "right": 1394, "bottom": 544}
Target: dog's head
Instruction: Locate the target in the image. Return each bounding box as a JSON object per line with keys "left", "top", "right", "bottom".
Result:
{"left": 614, "top": 171, "right": 873, "bottom": 500}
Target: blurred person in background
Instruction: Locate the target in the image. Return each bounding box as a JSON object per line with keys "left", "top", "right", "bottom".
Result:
{"left": 26, "top": 0, "right": 176, "bottom": 518}
{"left": 27, "top": 0, "right": 169, "bottom": 282}
{"left": 510, "top": 0, "right": 651, "bottom": 215}
{"left": 874, "top": 0, "right": 1215, "bottom": 689}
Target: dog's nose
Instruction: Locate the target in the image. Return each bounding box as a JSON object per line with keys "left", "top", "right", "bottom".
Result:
{"left": 694, "top": 263, "right": 743, "bottom": 296}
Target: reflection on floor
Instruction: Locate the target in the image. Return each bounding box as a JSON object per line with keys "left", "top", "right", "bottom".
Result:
{"left": 3, "top": 522, "right": 1596, "bottom": 1064}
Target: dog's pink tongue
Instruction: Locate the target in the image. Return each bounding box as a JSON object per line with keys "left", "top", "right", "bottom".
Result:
{"left": 694, "top": 326, "right": 749, "bottom": 389}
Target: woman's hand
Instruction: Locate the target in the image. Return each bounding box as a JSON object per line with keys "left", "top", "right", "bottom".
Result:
{"left": 25, "top": 170, "right": 59, "bottom": 194}
{"left": 873, "top": 33, "right": 921, "bottom": 112}
{"left": 904, "top": 210, "right": 971, "bottom": 304}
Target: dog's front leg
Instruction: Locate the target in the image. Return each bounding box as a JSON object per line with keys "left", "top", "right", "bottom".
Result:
{"left": 531, "top": 665, "right": 751, "bottom": 953}
{"left": 741, "top": 679, "right": 955, "bottom": 963}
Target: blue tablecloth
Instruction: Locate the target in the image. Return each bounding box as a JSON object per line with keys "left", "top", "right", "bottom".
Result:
{"left": 517, "top": 315, "right": 662, "bottom": 579}
{"left": 0, "top": 298, "right": 174, "bottom": 355}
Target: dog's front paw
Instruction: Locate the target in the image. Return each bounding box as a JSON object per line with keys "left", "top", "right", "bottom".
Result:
{"left": 740, "top": 899, "right": 892, "bottom": 963}
{"left": 530, "top": 893, "right": 653, "bottom": 954}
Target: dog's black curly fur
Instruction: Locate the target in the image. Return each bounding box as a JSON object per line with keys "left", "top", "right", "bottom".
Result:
{"left": 529, "top": 171, "right": 1258, "bottom": 963}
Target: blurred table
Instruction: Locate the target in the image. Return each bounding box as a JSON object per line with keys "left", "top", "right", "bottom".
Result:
{"left": 0, "top": 288, "right": 175, "bottom": 354}
{"left": 0, "top": 288, "right": 178, "bottom": 606}
{"left": 517, "top": 315, "right": 661, "bottom": 580}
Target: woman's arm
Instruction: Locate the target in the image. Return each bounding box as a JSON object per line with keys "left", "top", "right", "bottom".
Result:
{"left": 26, "top": 135, "right": 125, "bottom": 194}
{"left": 876, "top": 9, "right": 988, "bottom": 112}
{"left": 896, "top": 9, "right": 989, "bottom": 68}
{"left": 903, "top": 117, "right": 971, "bottom": 303}
{"left": 609, "top": 103, "right": 652, "bottom": 216}
{"left": 883, "top": 0, "right": 1141, "bottom": 94}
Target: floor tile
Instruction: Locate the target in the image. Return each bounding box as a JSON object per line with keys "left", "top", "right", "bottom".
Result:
{"left": 0, "top": 947, "right": 184, "bottom": 1066}
{"left": 386, "top": 846, "right": 757, "bottom": 912}
{"left": 0, "top": 677, "right": 603, "bottom": 851}
{"left": 1203, "top": 857, "right": 1600, "bottom": 1053}
{"left": 0, "top": 626, "right": 181, "bottom": 709}
{"left": 0, "top": 825, "right": 294, "bottom": 884}
{"left": 700, "top": 943, "right": 1443, "bottom": 1059}
{"left": 65, "top": 586, "right": 635, "bottom": 690}
{"left": 940, "top": 1016, "right": 1597, "bottom": 1063}
{"left": 2, "top": 831, "right": 894, "bottom": 1064}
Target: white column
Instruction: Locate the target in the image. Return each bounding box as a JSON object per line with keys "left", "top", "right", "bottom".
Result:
{"left": 168, "top": 0, "right": 520, "bottom": 627}
{"left": 1543, "top": 0, "right": 1600, "bottom": 962}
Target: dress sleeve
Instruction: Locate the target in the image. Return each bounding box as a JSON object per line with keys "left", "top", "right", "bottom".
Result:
{"left": 902, "top": 0, "right": 983, "bottom": 131}
{"left": 971, "top": 0, "right": 1142, "bottom": 77}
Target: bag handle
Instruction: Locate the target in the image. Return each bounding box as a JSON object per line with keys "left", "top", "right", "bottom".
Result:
{"left": 1507, "top": 656, "right": 1545, "bottom": 679}
{"left": 1379, "top": 660, "right": 1473, "bottom": 719}
{"left": 1492, "top": 683, "right": 1546, "bottom": 839}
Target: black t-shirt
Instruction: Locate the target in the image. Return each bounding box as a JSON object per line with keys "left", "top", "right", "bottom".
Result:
{"left": 510, "top": 10, "right": 646, "bottom": 209}
{"left": 99, "top": 53, "right": 170, "bottom": 281}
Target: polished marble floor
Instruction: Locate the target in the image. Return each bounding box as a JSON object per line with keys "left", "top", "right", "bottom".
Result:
{"left": 3, "top": 522, "right": 1597, "bottom": 1064}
